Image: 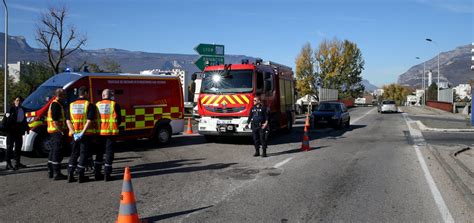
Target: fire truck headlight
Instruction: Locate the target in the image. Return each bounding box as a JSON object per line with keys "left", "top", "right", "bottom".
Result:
{"left": 212, "top": 74, "right": 221, "bottom": 83}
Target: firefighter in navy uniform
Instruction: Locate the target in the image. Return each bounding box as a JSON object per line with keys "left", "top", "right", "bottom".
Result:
{"left": 95, "top": 89, "right": 122, "bottom": 181}
{"left": 46, "top": 89, "right": 68, "bottom": 180}
{"left": 245, "top": 97, "right": 269, "bottom": 157}
{"left": 66, "top": 86, "right": 96, "bottom": 183}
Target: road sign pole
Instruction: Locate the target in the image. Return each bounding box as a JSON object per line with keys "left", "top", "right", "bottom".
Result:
{"left": 471, "top": 89, "right": 473, "bottom": 127}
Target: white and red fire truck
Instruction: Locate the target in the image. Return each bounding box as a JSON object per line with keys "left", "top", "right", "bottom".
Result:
{"left": 197, "top": 59, "right": 295, "bottom": 141}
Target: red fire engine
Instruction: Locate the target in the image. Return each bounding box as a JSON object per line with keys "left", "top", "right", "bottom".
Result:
{"left": 0, "top": 72, "right": 184, "bottom": 156}
{"left": 197, "top": 59, "right": 295, "bottom": 141}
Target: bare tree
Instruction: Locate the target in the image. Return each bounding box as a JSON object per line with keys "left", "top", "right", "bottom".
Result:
{"left": 35, "top": 6, "right": 86, "bottom": 74}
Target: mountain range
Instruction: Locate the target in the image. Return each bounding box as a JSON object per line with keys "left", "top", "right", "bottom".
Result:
{"left": 398, "top": 44, "right": 473, "bottom": 88}
{"left": 0, "top": 33, "right": 379, "bottom": 91}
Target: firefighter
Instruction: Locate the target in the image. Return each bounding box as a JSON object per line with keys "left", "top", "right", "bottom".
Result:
{"left": 66, "top": 86, "right": 96, "bottom": 183}
{"left": 4, "top": 96, "right": 29, "bottom": 170}
{"left": 94, "top": 89, "right": 121, "bottom": 181}
{"left": 46, "top": 89, "right": 67, "bottom": 180}
{"left": 245, "top": 97, "right": 269, "bottom": 157}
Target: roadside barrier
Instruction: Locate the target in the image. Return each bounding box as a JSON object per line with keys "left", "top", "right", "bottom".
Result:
{"left": 116, "top": 167, "right": 141, "bottom": 223}
{"left": 185, "top": 117, "right": 194, "bottom": 134}
{"left": 301, "top": 113, "right": 311, "bottom": 151}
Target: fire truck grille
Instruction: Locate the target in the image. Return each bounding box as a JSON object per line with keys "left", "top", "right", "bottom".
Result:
{"left": 204, "top": 106, "right": 246, "bottom": 113}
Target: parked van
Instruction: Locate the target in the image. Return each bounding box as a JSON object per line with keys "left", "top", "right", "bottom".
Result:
{"left": 0, "top": 72, "right": 184, "bottom": 156}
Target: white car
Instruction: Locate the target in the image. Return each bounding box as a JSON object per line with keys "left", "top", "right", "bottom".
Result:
{"left": 378, "top": 100, "right": 398, "bottom": 113}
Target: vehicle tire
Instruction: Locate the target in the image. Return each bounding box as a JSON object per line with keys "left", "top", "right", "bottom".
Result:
{"left": 346, "top": 118, "right": 350, "bottom": 128}
{"left": 33, "top": 134, "right": 51, "bottom": 157}
{"left": 204, "top": 135, "right": 216, "bottom": 142}
{"left": 154, "top": 125, "right": 171, "bottom": 145}
{"left": 335, "top": 120, "right": 343, "bottom": 130}
{"left": 285, "top": 113, "right": 293, "bottom": 133}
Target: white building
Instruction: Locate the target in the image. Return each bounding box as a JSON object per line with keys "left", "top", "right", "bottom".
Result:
{"left": 415, "top": 89, "right": 424, "bottom": 98}
{"left": 453, "top": 84, "right": 471, "bottom": 100}
{"left": 406, "top": 95, "right": 420, "bottom": 106}
{"left": 7, "top": 61, "right": 30, "bottom": 83}
{"left": 139, "top": 68, "right": 190, "bottom": 102}
{"left": 374, "top": 89, "right": 384, "bottom": 96}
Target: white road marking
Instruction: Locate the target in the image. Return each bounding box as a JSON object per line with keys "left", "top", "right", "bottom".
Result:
{"left": 403, "top": 113, "right": 454, "bottom": 223}
{"left": 350, "top": 107, "right": 376, "bottom": 124}
{"left": 273, "top": 157, "right": 293, "bottom": 168}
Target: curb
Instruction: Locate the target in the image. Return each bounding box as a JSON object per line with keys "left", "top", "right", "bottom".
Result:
{"left": 415, "top": 120, "right": 474, "bottom": 133}
{"left": 427, "top": 144, "right": 474, "bottom": 208}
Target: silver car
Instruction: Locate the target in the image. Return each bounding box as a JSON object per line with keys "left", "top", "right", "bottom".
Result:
{"left": 378, "top": 100, "right": 398, "bottom": 113}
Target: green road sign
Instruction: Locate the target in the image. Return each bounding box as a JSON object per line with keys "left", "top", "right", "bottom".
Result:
{"left": 194, "top": 56, "right": 225, "bottom": 71}
{"left": 194, "top": 44, "right": 225, "bottom": 56}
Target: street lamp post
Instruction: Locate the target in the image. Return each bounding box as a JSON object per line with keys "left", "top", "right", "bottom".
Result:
{"left": 2, "top": 0, "right": 7, "bottom": 114}
{"left": 426, "top": 38, "right": 440, "bottom": 101}
{"left": 416, "top": 57, "right": 426, "bottom": 105}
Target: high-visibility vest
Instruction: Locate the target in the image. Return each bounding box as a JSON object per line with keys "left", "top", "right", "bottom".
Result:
{"left": 96, "top": 100, "right": 119, "bottom": 136}
{"left": 69, "top": 99, "right": 95, "bottom": 136}
{"left": 47, "top": 99, "right": 65, "bottom": 134}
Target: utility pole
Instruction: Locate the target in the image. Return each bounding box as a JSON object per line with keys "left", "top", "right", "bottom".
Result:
{"left": 2, "top": 0, "right": 7, "bottom": 114}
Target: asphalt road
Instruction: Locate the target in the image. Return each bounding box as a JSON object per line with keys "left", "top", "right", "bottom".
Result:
{"left": 0, "top": 107, "right": 472, "bottom": 222}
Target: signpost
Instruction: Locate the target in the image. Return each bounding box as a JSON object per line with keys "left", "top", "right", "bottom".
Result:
{"left": 471, "top": 88, "right": 473, "bottom": 127}
{"left": 194, "top": 43, "right": 224, "bottom": 71}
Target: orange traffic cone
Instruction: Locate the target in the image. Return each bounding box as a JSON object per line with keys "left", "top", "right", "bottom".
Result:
{"left": 116, "top": 167, "right": 141, "bottom": 223}
{"left": 185, "top": 117, "right": 193, "bottom": 134}
{"left": 301, "top": 113, "right": 311, "bottom": 151}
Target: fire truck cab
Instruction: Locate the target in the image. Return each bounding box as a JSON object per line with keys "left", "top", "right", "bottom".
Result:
{"left": 197, "top": 59, "right": 295, "bottom": 140}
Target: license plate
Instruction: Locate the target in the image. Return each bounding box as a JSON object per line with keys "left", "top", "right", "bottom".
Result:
{"left": 0, "top": 136, "right": 6, "bottom": 149}
{"left": 217, "top": 120, "right": 231, "bottom": 124}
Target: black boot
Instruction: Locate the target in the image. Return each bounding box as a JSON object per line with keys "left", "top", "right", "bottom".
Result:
{"left": 253, "top": 148, "right": 260, "bottom": 157}
{"left": 47, "top": 163, "right": 54, "bottom": 178}
{"left": 67, "top": 167, "right": 76, "bottom": 183}
{"left": 104, "top": 165, "right": 113, "bottom": 182}
{"left": 94, "top": 164, "right": 104, "bottom": 181}
{"left": 78, "top": 169, "right": 89, "bottom": 183}
{"left": 6, "top": 160, "right": 14, "bottom": 170}
{"left": 14, "top": 160, "right": 27, "bottom": 169}
{"left": 53, "top": 164, "right": 67, "bottom": 180}
{"left": 262, "top": 148, "right": 267, "bottom": 157}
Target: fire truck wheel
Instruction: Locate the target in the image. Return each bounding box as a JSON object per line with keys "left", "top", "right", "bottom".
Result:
{"left": 154, "top": 125, "right": 171, "bottom": 145}
{"left": 33, "top": 134, "right": 50, "bottom": 157}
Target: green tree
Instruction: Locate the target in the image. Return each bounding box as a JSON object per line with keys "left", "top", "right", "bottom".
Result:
{"left": 340, "top": 40, "right": 365, "bottom": 99}
{"left": 102, "top": 58, "right": 122, "bottom": 73}
{"left": 427, "top": 83, "right": 438, "bottom": 101}
{"left": 382, "top": 84, "right": 411, "bottom": 105}
{"left": 315, "top": 38, "right": 365, "bottom": 99}
{"left": 9, "top": 63, "right": 54, "bottom": 99}
{"left": 0, "top": 71, "right": 15, "bottom": 112}
{"left": 85, "top": 58, "right": 121, "bottom": 73}
{"left": 295, "top": 43, "right": 317, "bottom": 100}
{"left": 87, "top": 63, "right": 103, "bottom": 73}
{"left": 36, "top": 6, "right": 87, "bottom": 74}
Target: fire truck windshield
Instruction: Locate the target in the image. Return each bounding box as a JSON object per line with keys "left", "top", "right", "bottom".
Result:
{"left": 201, "top": 70, "right": 253, "bottom": 93}
{"left": 22, "top": 86, "right": 60, "bottom": 111}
